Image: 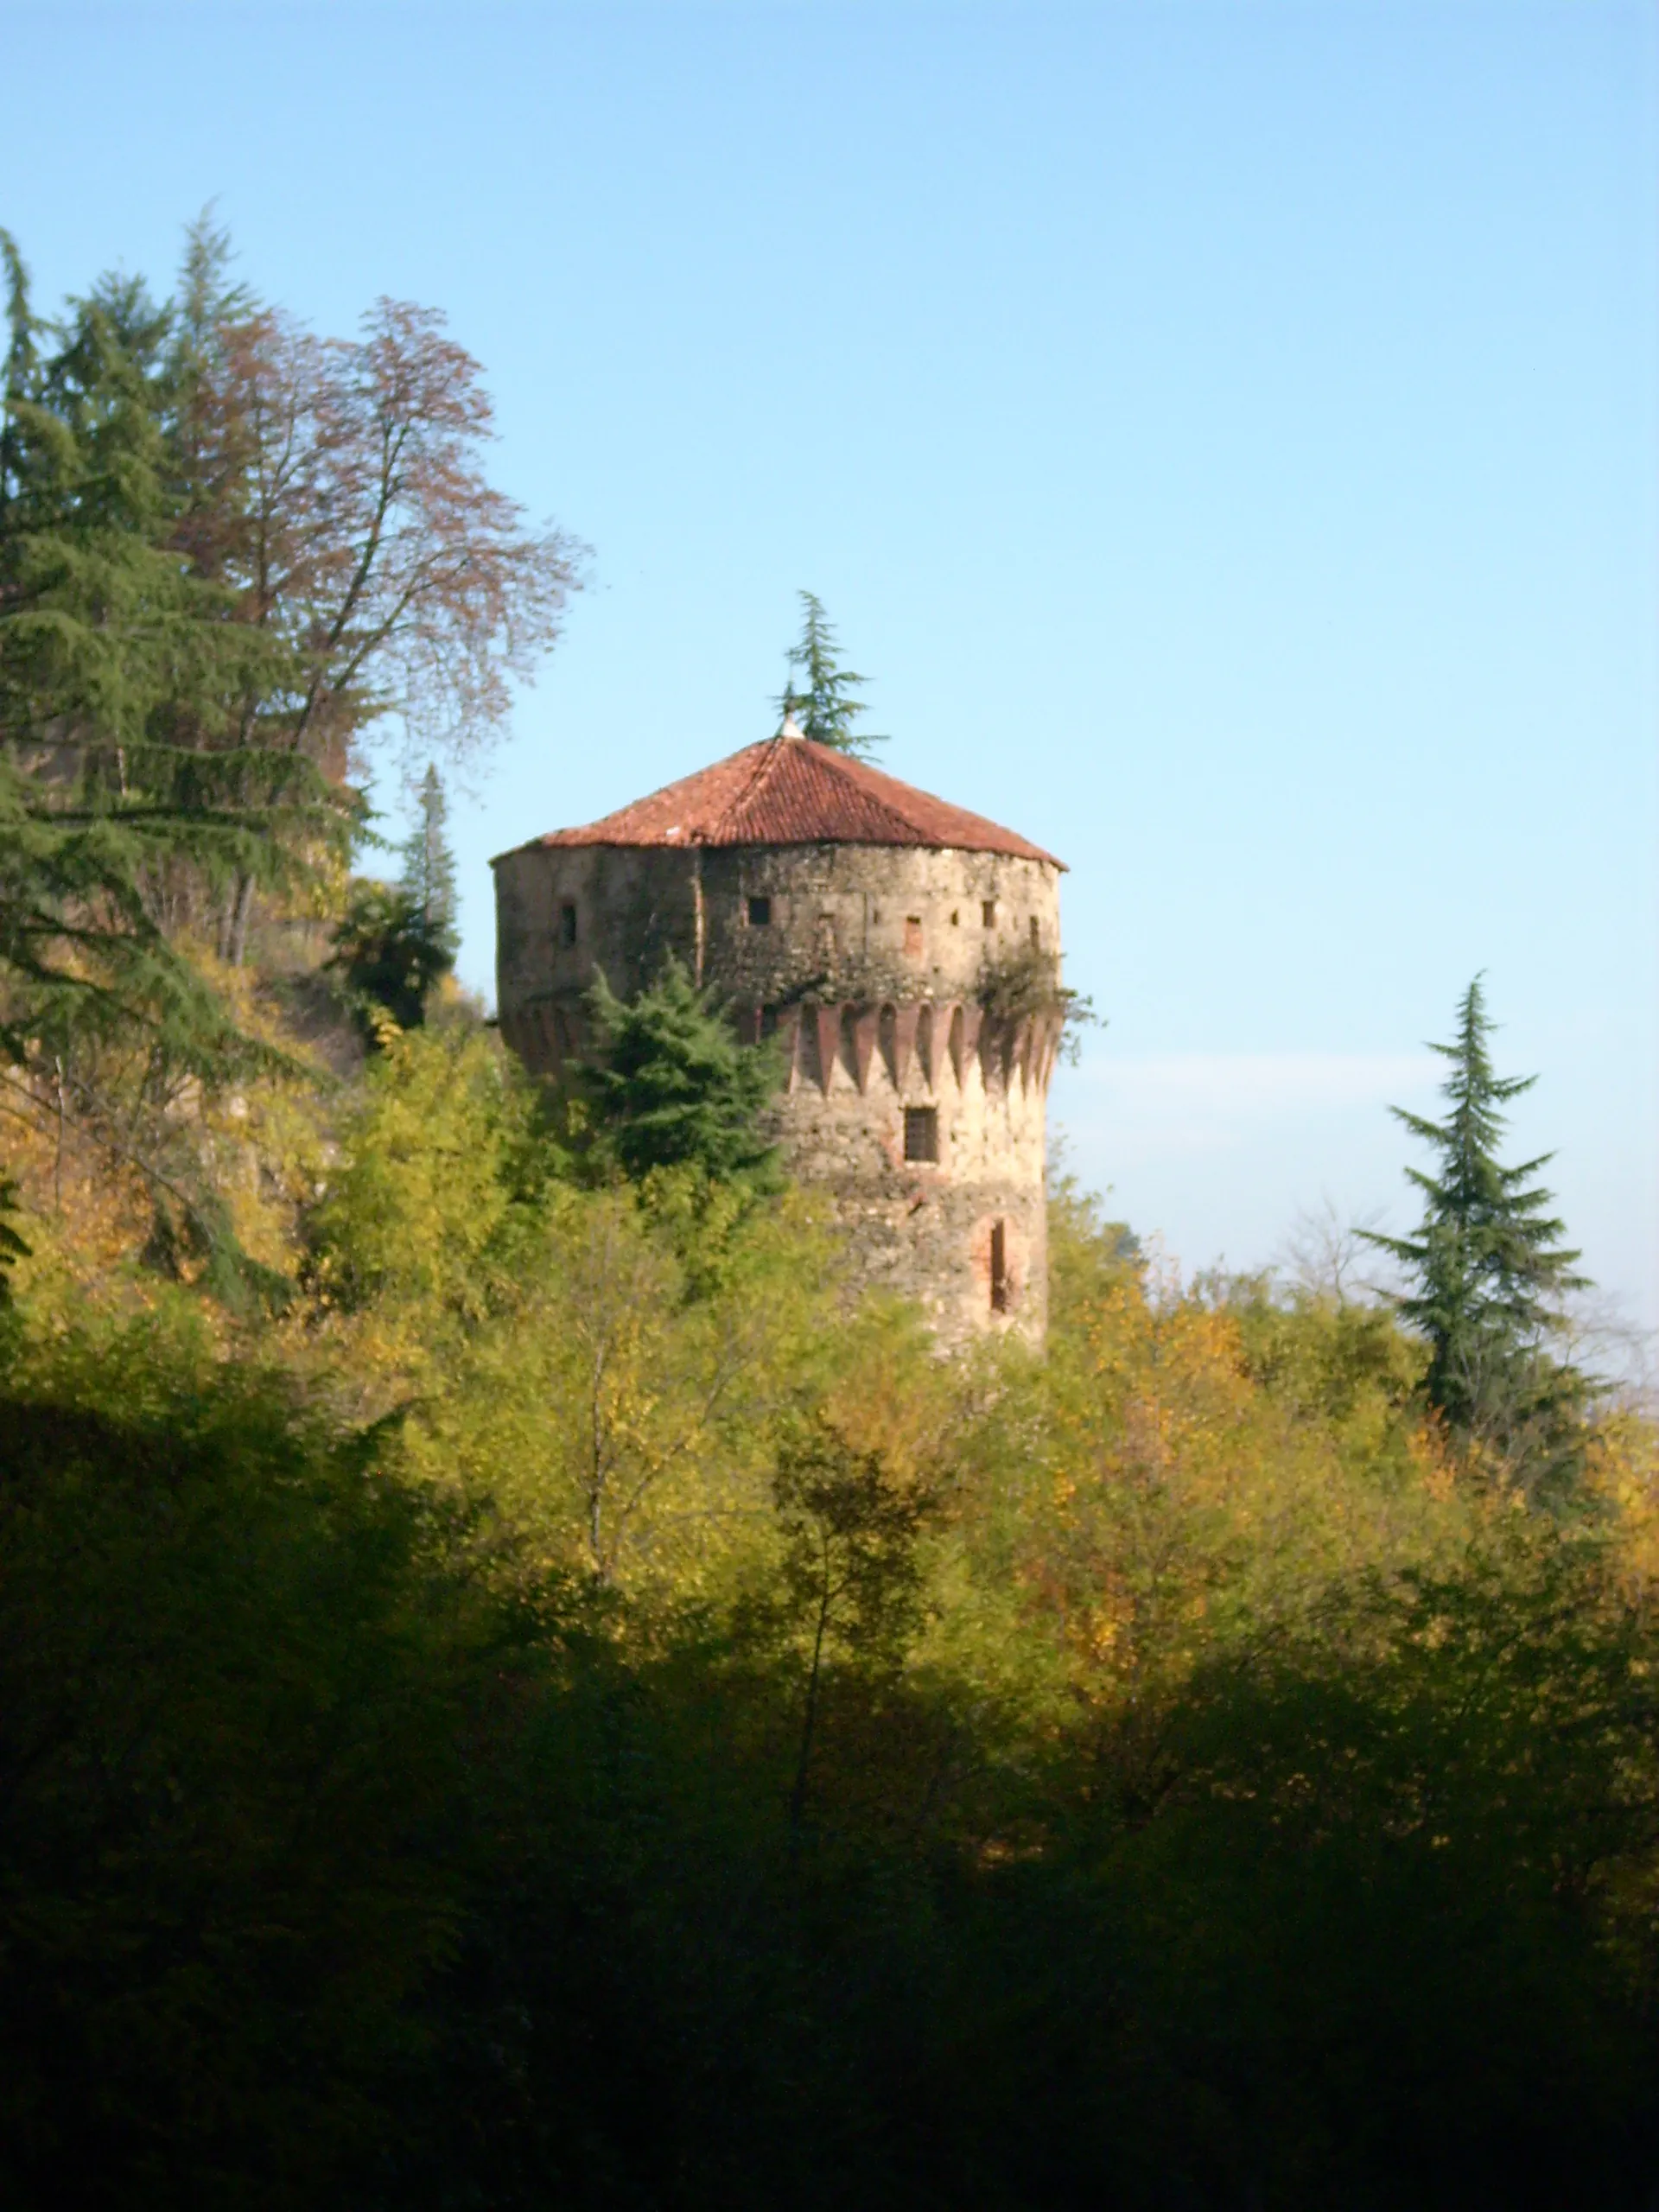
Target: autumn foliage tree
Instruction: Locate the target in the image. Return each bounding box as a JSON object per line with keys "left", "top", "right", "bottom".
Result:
{"left": 0, "top": 220, "right": 577, "bottom": 1281}
{"left": 168, "top": 224, "right": 581, "bottom": 960}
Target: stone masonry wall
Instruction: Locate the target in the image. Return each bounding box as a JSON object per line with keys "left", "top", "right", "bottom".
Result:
{"left": 493, "top": 841, "right": 1064, "bottom": 1344}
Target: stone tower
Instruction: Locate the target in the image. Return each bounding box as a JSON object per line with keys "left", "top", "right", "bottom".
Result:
{"left": 491, "top": 730, "right": 1066, "bottom": 1344}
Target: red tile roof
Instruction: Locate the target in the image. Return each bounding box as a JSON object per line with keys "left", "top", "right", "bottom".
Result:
{"left": 498, "top": 737, "right": 1063, "bottom": 868}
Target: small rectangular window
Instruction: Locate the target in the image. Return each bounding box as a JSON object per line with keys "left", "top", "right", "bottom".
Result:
{"left": 990, "top": 1220, "right": 1009, "bottom": 1313}
{"left": 982, "top": 899, "right": 996, "bottom": 929}
{"left": 747, "top": 894, "right": 771, "bottom": 926}
{"left": 1029, "top": 916, "right": 1040, "bottom": 947}
{"left": 559, "top": 902, "right": 577, "bottom": 946}
{"left": 904, "top": 916, "right": 924, "bottom": 957}
{"left": 903, "top": 1107, "right": 939, "bottom": 1164}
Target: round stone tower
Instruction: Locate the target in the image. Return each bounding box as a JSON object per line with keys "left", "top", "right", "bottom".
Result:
{"left": 491, "top": 729, "right": 1066, "bottom": 1344}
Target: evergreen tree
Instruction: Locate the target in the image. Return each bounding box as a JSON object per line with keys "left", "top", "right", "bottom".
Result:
{"left": 1362, "top": 976, "right": 1588, "bottom": 1474}
{"left": 399, "top": 763, "right": 460, "bottom": 959}
{"left": 0, "top": 232, "right": 346, "bottom": 1080}
{"left": 581, "top": 957, "right": 781, "bottom": 1184}
{"left": 328, "top": 879, "right": 456, "bottom": 1038}
{"left": 0, "top": 231, "right": 352, "bottom": 1300}
{"left": 776, "top": 592, "right": 886, "bottom": 757}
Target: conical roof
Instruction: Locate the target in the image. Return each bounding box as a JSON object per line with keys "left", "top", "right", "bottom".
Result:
{"left": 498, "top": 735, "right": 1062, "bottom": 867}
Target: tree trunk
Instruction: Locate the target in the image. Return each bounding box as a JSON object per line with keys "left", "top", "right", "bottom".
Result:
{"left": 226, "top": 872, "right": 257, "bottom": 968}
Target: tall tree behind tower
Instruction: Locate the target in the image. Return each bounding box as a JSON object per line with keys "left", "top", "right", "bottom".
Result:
{"left": 776, "top": 592, "right": 886, "bottom": 758}
{"left": 399, "top": 764, "right": 459, "bottom": 963}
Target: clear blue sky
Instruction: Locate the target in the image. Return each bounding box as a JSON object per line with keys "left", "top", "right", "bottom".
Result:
{"left": 6, "top": 1, "right": 1656, "bottom": 1330}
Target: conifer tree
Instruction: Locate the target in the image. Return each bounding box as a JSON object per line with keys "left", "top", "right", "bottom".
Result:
{"left": 327, "top": 770, "right": 461, "bottom": 1039}
{"left": 0, "top": 234, "right": 350, "bottom": 1092}
{"left": 399, "top": 764, "right": 460, "bottom": 960}
{"left": 1363, "top": 976, "right": 1588, "bottom": 1474}
{"left": 776, "top": 592, "right": 887, "bottom": 757}
{"left": 581, "top": 957, "right": 781, "bottom": 1184}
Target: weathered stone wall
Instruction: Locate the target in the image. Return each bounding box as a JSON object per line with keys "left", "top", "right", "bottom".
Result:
{"left": 493, "top": 840, "right": 1064, "bottom": 1345}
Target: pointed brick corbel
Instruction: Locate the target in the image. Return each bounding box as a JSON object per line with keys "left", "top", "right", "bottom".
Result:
{"left": 997, "top": 1016, "right": 1018, "bottom": 1090}
{"left": 977, "top": 1013, "right": 1000, "bottom": 1090}
{"left": 892, "top": 1003, "right": 919, "bottom": 1089}
{"left": 963, "top": 1004, "right": 984, "bottom": 1063}
{"left": 773, "top": 1005, "right": 803, "bottom": 1091}
{"left": 816, "top": 1002, "right": 841, "bottom": 1095}
{"left": 953, "top": 1003, "right": 984, "bottom": 1089}
{"left": 851, "top": 1006, "right": 879, "bottom": 1094}
{"left": 1017, "top": 1015, "right": 1037, "bottom": 1090}
{"left": 877, "top": 1004, "right": 899, "bottom": 1089}
{"left": 916, "top": 1002, "right": 939, "bottom": 1090}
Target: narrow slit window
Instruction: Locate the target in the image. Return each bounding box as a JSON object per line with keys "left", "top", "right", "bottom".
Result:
{"left": 747, "top": 894, "right": 771, "bottom": 926}
{"left": 904, "top": 916, "right": 924, "bottom": 957}
{"left": 904, "top": 1107, "right": 939, "bottom": 1164}
{"left": 982, "top": 899, "right": 996, "bottom": 929}
{"left": 990, "top": 1220, "right": 1009, "bottom": 1313}
{"left": 559, "top": 902, "right": 578, "bottom": 947}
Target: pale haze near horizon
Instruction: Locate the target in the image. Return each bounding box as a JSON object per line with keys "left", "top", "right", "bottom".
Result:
{"left": 4, "top": 1, "right": 1655, "bottom": 1333}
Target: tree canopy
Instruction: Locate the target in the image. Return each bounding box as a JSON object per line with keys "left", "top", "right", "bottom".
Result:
{"left": 579, "top": 956, "right": 783, "bottom": 1185}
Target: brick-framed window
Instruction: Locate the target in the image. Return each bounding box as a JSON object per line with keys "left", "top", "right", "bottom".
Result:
{"left": 990, "top": 1220, "right": 1009, "bottom": 1313}
{"left": 903, "top": 1107, "right": 939, "bottom": 1164}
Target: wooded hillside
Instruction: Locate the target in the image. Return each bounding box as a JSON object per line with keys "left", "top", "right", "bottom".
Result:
{"left": 2, "top": 229, "right": 1656, "bottom": 2211}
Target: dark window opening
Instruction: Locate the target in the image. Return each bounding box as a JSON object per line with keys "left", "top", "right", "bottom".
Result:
{"left": 559, "top": 902, "right": 577, "bottom": 947}
{"left": 950, "top": 909, "right": 960, "bottom": 926}
{"left": 1029, "top": 916, "right": 1040, "bottom": 947}
{"left": 982, "top": 899, "right": 996, "bottom": 929}
{"left": 990, "top": 1220, "right": 1009, "bottom": 1313}
{"left": 747, "top": 894, "right": 772, "bottom": 927}
{"left": 904, "top": 916, "right": 924, "bottom": 957}
{"left": 904, "top": 1107, "right": 939, "bottom": 1164}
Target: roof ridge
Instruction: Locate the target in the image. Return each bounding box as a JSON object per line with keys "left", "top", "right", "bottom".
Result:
{"left": 493, "top": 733, "right": 1063, "bottom": 868}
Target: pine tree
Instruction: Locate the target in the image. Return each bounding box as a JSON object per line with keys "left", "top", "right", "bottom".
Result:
{"left": 399, "top": 764, "right": 460, "bottom": 959}
{"left": 581, "top": 957, "right": 781, "bottom": 1184}
{"left": 776, "top": 593, "right": 887, "bottom": 757}
{"left": 1362, "top": 976, "right": 1589, "bottom": 1477}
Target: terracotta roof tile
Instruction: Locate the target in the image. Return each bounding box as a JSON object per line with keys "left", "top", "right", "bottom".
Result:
{"left": 496, "top": 738, "right": 1063, "bottom": 868}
